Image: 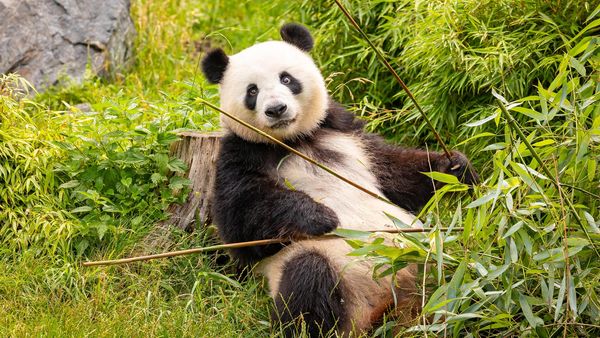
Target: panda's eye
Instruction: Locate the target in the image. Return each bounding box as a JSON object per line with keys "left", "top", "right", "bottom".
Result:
{"left": 247, "top": 84, "right": 258, "bottom": 96}
{"left": 279, "top": 71, "right": 302, "bottom": 95}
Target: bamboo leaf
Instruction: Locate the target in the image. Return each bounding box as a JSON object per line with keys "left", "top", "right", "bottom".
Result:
{"left": 466, "top": 190, "right": 499, "bottom": 208}
{"left": 421, "top": 171, "right": 460, "bottom": 184}
{"left": 519, "top": 292, "right": 544, "bottom": 328}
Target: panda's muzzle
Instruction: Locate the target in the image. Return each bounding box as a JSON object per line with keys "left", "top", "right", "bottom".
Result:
{"left": 265, "top": 103, "right": 288, "bottom": 118}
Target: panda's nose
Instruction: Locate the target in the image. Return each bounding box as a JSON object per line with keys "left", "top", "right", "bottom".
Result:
{"left": 265, "top": 103, "right": 287, "bottom": 118}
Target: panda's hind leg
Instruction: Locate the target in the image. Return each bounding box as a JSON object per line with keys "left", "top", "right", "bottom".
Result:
{"left": 272, "top": 250, "right": 347, "bottom": 337}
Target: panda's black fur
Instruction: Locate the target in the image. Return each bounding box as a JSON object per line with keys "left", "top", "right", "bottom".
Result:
{"left": 203, "top": 23, "right": 478, "bottom": 337}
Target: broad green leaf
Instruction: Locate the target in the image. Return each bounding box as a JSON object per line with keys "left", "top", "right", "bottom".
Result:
{"left": 519, "top": 292, "right": 544, "bottom": 328}
{"left": 482, "top": 143, "right": 505, "bottom": 151}
{"left": 583, "top": 212, "right": 600, "bottom": 233}
{"left": 465, "top": 113, "right": 498, "bottom": 127}
{"left": 59, "top": 180, "right": 80, "bottom": 189}
{"left": 568, "top": 273, "right": 578, "bottom": 317}
{"left": 509, "top": 238, "right": 518, "bottom": 263}
{"left": 348, "top": 244, "right": 387, "bottom": 256}
{"left": 487, "top": 263, "right": 510, "bottom": 280}
{"left": 71, "top": 206, "right": 92, "bottom": 213}
{"left": 423, "top": 284, "right": 450, "bottom": 313}
{"left": 503, "top": 221, "right": 523, "bottom": 238}
{"left": 169, "top": 176, "right": 190, "bottom": 190}
{"left": 446, "top": 313, "right": 483, "bottom": 323}
{"left": 569, "top": 57, "right": 586, "bottom": 76}
{"left": 97, "top": 223, "right": 108, "bottom": 240}
{"left": 511, "top": 106, "right": 546, "bottom": 121}
{"left": 587, "top": 156, "right": 597, "bottom": 183}
{"left": 421, "top": 171, "right": 460, "bottom": 184}
{"left": 566, "top": 237, "right": 589, "bottom": 247}
{"left": 150, "top": 173, "right": 165, "bottom": 184}
{"left": 76, "top": 239, "right": 89, "bottom": 257}
{"left": 447, "top": 261, "right": 467, "bottom": 312}
{"left": 513, "top": 163, "right": 548, "bottom": 180}
{"left": 568, "top": 36, "right": 591, "bottom": 57}
{"left": 466, "top": 190, "right": 499, "bottom": 208}
{"left": 532, "top": 139, "right": 555, "bottom": 147}
{"left": 455, "top": 132, "right": 496, "bottom": 147}
{"left": 555, "top": 274, "right": 566, "bottom": 321}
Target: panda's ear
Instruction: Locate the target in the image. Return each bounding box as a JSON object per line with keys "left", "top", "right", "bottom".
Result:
{"left": 280, "top": 23, "right": 314, "bottom": 52}
{"left": 201, "top": 48, "right": 229, "bottom": 84}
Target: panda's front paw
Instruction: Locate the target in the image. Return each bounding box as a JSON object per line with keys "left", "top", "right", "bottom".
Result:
{"left": 439, "top": 151, "right": 479, "bottom": 185}
{"left": 303, "top": 204, "right": 339, "bottom": 237}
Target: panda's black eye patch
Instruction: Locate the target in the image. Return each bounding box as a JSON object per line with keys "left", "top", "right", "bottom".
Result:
{"left": 280, "top": 72, "right": 302, "bottom": 95}
{"left": 245, "top": 84, "right": 258, "bottom": 111}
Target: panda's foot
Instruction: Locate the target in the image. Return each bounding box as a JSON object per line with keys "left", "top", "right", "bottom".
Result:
{"left": 272, "top": 250, "right": 346, "bottom": 337}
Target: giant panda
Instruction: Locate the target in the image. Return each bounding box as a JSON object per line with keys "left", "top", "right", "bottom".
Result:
{"left": 201, "top": 23, "right": 478, "bottom": 337}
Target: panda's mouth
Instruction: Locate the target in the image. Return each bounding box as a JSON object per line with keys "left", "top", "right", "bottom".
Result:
{"left": 269, "top": 118, "right": 296, "bottom": 129}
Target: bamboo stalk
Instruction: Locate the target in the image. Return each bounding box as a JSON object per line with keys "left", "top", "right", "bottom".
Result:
{"left": 333, "top": 0, "right": 452, "bottom": 160}
{"left": 83, "top": 227, "right": 463, "bottom": 267}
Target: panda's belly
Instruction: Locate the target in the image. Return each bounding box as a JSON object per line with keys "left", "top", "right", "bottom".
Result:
{"left": 278, "top": 132, "right": 417, "bottom": 230}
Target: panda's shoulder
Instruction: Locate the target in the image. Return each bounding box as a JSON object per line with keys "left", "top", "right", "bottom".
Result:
{"left": 321, "top": 100, "right": 366, "bottom": 132}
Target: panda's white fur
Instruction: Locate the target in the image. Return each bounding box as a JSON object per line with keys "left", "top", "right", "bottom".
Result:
{"left": 275, "top": 131, "right": 416, "bottom": 231}
{"left": 203, "top": 23, "right": 476, "bottom": 336}
{"left": 219, "top": 41, "right": 328, "bottom": 143}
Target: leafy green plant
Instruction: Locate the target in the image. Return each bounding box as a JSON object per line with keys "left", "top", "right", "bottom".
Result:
{"left": 0, "top": 74, "right": 78, "bottom": 255}
{"left": 302, "top": 0, "right": 596, "bottom": 147}
{"left": 339, "top": 14, "right": 600, "bottom": 336}
{"left": 53, "top": 97, "right": 193, "bottom": 256}
{"left": 0, "top": 75, "right": 200, "bottom": 257}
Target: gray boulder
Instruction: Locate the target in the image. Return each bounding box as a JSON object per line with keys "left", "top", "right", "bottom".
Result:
{"left": 0, "top": 0, "right": 136, "bottom": 91}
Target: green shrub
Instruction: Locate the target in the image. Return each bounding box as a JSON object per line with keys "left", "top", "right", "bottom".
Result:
{"left": 0, "top": 75, "right": 77, "bottom": 256}
{"left": 53, "top": 97, "right": 193, "bottom": 256}
{"left": 0, "top": 75, "right": 210, "bottom": 257}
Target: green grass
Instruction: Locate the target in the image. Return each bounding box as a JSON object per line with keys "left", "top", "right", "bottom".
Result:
{"left": 1, "top": 0, "right": 599, "bottom": 337}
{"left": 0, "top": 246, "right": 271, "bottom": 337}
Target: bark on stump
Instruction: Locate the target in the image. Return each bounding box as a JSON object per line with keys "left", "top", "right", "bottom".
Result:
{"left": 143, "top": 131, "right": 223, "bottom": 251}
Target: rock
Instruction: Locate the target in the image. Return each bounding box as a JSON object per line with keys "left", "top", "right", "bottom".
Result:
{"left": 0, "top": 0, "right": 136, "bottom": 91}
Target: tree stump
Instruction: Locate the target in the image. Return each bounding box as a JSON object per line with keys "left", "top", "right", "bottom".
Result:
{"left": 142, "top": 131, "right": 223, "bottom": 251}
{"left": 166, "top": 131, "right": 223, "bottom": 231}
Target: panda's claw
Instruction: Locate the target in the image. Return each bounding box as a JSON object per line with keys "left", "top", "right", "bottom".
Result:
{"left": 443, "top": 151, "right": 480, "bottom": 185}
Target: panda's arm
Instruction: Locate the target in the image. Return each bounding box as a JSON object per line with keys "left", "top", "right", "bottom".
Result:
{"left": 211, "top": 136, "right": 339, "bottom": 263}
{"left": 365, "top": 134, "right": 478, "bottom": 213}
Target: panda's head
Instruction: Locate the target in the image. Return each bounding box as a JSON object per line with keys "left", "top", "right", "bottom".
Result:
{"left": 201, "top": 23, "right": 328, "bottom": 143}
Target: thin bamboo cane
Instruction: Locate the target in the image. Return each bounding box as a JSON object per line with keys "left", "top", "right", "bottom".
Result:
{"left": 333, "top": 0, "right": 452, "bottom": 160}
{"left": 83, "top": 227, "right": 463, "bottom": 267}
